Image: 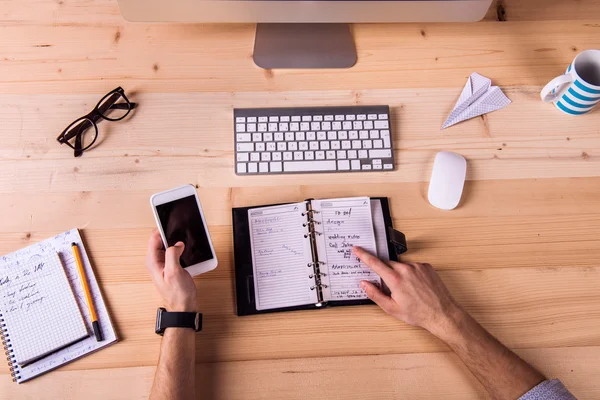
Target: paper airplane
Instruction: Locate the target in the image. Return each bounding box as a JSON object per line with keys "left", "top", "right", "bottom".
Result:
{"left": 442, "top": 72, "right": 511, "bottom": 129}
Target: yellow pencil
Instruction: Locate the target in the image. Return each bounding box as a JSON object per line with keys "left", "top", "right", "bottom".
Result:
{"left": 71, "top": 242, "right": 103, "bottom": 342}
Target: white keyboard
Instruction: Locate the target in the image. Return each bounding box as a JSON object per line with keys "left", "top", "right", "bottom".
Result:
{"left": 234, "top": 106, "right": 395, "bottom": 175}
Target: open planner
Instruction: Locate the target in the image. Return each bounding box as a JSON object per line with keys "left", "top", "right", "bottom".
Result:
{"left": 233, "top": 197, "right": 407, "bottom": 315}
{"left": 0, "top": 229, "right": 117, "bottom": 383}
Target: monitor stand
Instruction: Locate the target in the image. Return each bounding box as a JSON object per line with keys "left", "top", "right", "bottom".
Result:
{"left": 253, "top": 24, "right": 357, "bottom": 69}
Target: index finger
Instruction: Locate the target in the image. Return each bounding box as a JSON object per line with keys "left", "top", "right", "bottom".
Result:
{"left": 353, "top": 246, "right": 397, "bottom": 283}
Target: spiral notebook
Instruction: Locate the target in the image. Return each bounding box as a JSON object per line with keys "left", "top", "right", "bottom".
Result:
{"left": 233, "top": 197, "right": 408, "bottom": 315}
{"left": 0, "top": 229, "right": 117, "bottom": 383}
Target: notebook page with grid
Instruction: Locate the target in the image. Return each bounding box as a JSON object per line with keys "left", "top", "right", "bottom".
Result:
{"left": 0, "top": 253, "right": 89, "bottom": 366}
{"left": 0, "top": 229, "right": 117, "bottom": 383}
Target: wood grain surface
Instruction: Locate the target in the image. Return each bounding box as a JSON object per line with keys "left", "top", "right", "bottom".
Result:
{"left": 1, "top": 0, "right": 600, "bottom": 398}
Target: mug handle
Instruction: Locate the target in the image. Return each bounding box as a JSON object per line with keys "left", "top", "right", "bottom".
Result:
{"left": 540, "top": 74, "right": 574, "bottom": 102}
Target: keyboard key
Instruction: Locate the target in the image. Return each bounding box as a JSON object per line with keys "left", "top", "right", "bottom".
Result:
{"left": 237, "top": 163, "right": 247, "bottom": 173}
{"left": 259, "top": 117, "right": 268, "bottom": 123}
{"left": 270, "top": 161, "right": 283, "bottom": 172}
{"left": 283, "top": 160, "right": 337, "bottom": 172}
{"left": 259, "top": 162, "right": 269, "bottom": 173}
{"left": 381, "top": 130, "right": 391, "bottom": 148}
{"left": 305, "top": 151, "right": 315, "bottom": 160}
{"left": 374, "top": 164, "right": 383, "bottom": 170}
{"left": 351, "top": 160, "right": 361, "bottom": 170}
{"left": 362, "top": 164, "right": 372, "bottom": 170}
{"left": 311, "top": 122, "right": 321, "bottom": 131}
{"left": 252, "top": 133, "right": 262, "bottom": 142}
{"left": 268, "top": 123, "right": 278, "bottom": 131}
{"left": 364, "top": 121, "right": 374, "bottom": 129}
{"left": 358, "top": 150, "right": 368, "bottom": 159}
{"left": 322, "top": 121, "right": 331, "bottom": 130}
{"left": 266, "top": 142, "right": 276, "bottom": 151}
{"left": 374, "top": 140, "right": 383, "bottom": 149}
{"left": 317, "top": 131, "right": 327, "bottom": 140}
{"left": 331, "top": 141, "right": 341, "bottom": 150}
{"left": 353, "top": 121, "right": 363, "bottom": 130}
{"left": 237, "top": 143, "right": 254, "bottom": 152}
{"left": 288, "top": 142, "right": 298, "bottom": 151}
{"left": 348, "top": 150, "right": 357, "bottom": 159}
{"left": 309, "top": 141, "right": 319, "bottom": 150}
{"left": 237, "top": 133, "right": 251, "bottom": 142}
{"left": 342, "top": 121, "right": 352, "bottom": 130}
{"left": 290, "top": 122, "right": 300, "bottom": 131}
{"left": 277, "top": 142, "right": 287, "bottom": 151}
{"left": 335, "top": 115, "right": 344, "bottom": 121}
{"left": 263, "top": 133, "right": 273, "bottom": 142}
{"left": 342, "top": 140, "right": 351, "bottom": 149}
{"left": 326, "top": 151, "right": 336, "bottom": 159}
{"left": 332, "top": 122, "right": 342, "bottom": 130}
{"left": 248, "top": 162, "right": 258, "bottom": 173}
{"left": 306, "top": 132, "right": 316, "bottom": 141}
{"left": 269, "top": 116, "right": 279, "bottom": 122}
{"left": 346, "top": 115, "right": 356, "bottom": 121}
{"left": 291, "top": 116, "right": 301, "bottom": 122}
{"left": 373, "top": 159, "right": 382, "bottom": 165}
{"left": 320, "top": 141, "right": 330, "bottom": 150}
{"left": 250, "top": 152, "right": 260, "bottom": 161}
{"left": 273, "top": 152, "right": 282, "bottom": 161}
{"left": 236, "top": 117, "right": 245, "bottom": 123}
{"left": 248, "top": 117, "right": 257, "bottom": 123}
{"left": 337, "top": 131, "right": 347, "bottom": 140}
{"left": 363, "top": 140, "right": 373, "bottom": 149}
{"left": 236, "top": 124, "right": 245, "bottom": 132}
{"left": 256, "top": 143, "right": 266, "bottom": 152}
{"left": 299, "top": 142, "right": 308, "bottom": 150}
{"left": 237, "top": 152, "right": 249, "bottom": 162}
{"left": 368, "top": 114, "right": 377, "bottom": 120}
{"left": 349, "top": 131, "right": 359, "bottom": 139}
{"left": 261, "top": 152, "right": 271, "bottom": 161}
{"left": 337, "top": 150, "right": 347, "bottom": 159}
{"left": 294, "top": 151, "right": 303, "bottom": 160}
{"left": 316, "top": 151, "right": 325, "bottom": 160}
{"left": 352, "top": 140, "right": 362, "bottom": 149}
{"left": 274, "top": 132, "right": 284, "bottom": 141}
{"left": 247, "top": 123, "right": 257, "bottom": 132}
{"left": 300, "top": 122, "right": 310, "bottom": 131}
{"left": 369, "top": 149, "right": 392, "bottom": 158}
{"left": 338, "top": 160, "right": 350, "bottom": 170}
{"left": 302, "top": 115, "right": 312, "bottom": 122}
{"left": 384, "top": 164, "right": 393, "bottom": 170}
{"left": 374, "top": 120, "right": 389, "bottom": 129}
{"left": 378, "top": 114, "right": 388, "bottom": 119}
{"left": 285, "top": 132, "right": 294, "bottom": 141}
{"left": 327, "top": 131, "right": 337, "bottom": 140}
{"left": 359, "top": 130, "right": 369, "bottom": 139}
{"left": 284, "top": 152, "right": 293, "bottom": 160}
{"left": 296, "top": 132, "right": 305, "bottom": 141}
{"left": 357, "top": 114, "right": 367, "bottom": 120}
{"left": 279, "top": 123, "right": 289, "bottom": 131}
{"left": 324, "top": 115, "right": 334, "bottom": 121}
{"left": 258, "top": 123, "right": 267, "bottom": 132}
{"left": 370, "top": 130, "right": 379, "bottom": 139}
{"left": 280, "top": 116, "right": 290, "bottom": 122}
{"left": 314, "top": 115, "right": 323, "bottom": 121}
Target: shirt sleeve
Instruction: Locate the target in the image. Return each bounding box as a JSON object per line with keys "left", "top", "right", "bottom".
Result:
{"left": 519, "top": 379, "right": 577, "bottom": 400}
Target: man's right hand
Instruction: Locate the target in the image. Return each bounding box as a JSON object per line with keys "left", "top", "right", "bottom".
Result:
{"left": 353, "top": 246, "right": 462, "bottom": 338}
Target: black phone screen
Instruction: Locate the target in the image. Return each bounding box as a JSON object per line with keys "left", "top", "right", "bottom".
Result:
{"left": 155, "top": 195, "right": 214, "bottom": 268}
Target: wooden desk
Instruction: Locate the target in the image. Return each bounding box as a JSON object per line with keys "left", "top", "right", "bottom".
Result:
{"left": 2, "top": 0, "right": 600, "bottom": 398}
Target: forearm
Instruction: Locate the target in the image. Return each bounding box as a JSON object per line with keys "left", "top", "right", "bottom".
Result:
{"left": 150, "top": 328, "right": 196, "bottom": 400}
{"left": 431, "top": 306, "right": 544, "bottom": 400}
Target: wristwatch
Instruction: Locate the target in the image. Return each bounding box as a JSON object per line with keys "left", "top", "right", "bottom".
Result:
{"left": 155, "top": 307, "right": 202, "bottom": 336}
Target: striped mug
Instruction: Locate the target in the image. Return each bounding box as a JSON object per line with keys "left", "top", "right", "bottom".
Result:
{"left": 540, "top": 49, "right": 600, "bottom": 115}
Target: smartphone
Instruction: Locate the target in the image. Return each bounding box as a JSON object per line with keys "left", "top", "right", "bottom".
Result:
{"left": 150, "top": 184, "right": 218, "bottom": 276}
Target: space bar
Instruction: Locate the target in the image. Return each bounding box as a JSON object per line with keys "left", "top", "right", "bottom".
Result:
{"left": 283, "top": 161, "right": 337, "bottom": 172}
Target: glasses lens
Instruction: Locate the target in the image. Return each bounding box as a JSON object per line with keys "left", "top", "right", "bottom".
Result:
{"left": 63, "top": 118, "right": 98, "bottom": 151}
{"left": 97, "top": 91, "right": 131, "bottom": 121}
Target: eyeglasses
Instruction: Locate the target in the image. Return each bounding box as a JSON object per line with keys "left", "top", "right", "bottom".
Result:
{"left": 57, "top": 87, "right": 137, "bottom": 157}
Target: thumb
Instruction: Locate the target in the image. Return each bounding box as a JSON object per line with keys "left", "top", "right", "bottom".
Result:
{"left": 165, "top": 242, "right": 185, "bottom": 272}
{"left": 361, "top": 281, "right": 396, "bottom": 315}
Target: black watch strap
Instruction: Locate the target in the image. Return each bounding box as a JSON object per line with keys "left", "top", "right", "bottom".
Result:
{"left": 155, "top": 308, "right": 202, "bottom": 336}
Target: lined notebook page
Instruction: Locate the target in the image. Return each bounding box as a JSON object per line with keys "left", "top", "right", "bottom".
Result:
{"left": 0, "top": 229, "right": 117, "bottom": 383}
{"left": 248, "top": 203, "right": 317, "bottom": 310}
{"left": 0, "top": 253, "right": 88, "bottom": 366}
{"left": 312, "top": 197, "right": 380, "bottom": 301}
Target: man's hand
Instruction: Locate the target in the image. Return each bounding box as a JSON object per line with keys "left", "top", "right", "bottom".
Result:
{"left": 146, "top": 230, "right": 197, "bottom": 312}
{"left": 353, "top": 246, "right": 460, "bottom": 337}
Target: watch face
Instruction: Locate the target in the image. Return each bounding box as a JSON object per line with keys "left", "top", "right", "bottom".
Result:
{"left": 155, "top": 307, "right": 166, "bottom": 336}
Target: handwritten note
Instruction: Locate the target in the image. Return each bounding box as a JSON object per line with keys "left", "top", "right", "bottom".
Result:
{"left": 0, "top": 229, "right": 117, "bottom": 383}
{"left": 313, "top": 197, "right": 379, "bottom": 301}
{"left": 248, "top": 203, "right": 317, "bottom": 310}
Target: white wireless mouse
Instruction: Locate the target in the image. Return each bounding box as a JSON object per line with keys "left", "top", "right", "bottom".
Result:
{"left": 428, "top": 152, "right": 467, "bottom": 210}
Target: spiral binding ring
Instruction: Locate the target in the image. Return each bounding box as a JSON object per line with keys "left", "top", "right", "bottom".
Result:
{"left": 310, "top": 284, "right": 329, "bottom": 290}
{"left": 301, "top": 210, "right": 320, "bottom": 217}
{"left": 304, "top": 231, "right": 322, "bottom": 238}
{"left": 302, "top": 219, "right": 321, "bottom": 227}
{"left": 307, "top": 261, "right": 325, "bottom": 268}
{"left": 1, "top": 312, "right": 21, "bottom": 382}
{"left": 309, "top": 272, "right": 327, "bottom": 279}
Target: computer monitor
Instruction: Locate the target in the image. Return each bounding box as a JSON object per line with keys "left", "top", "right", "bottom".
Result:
{"left": 117, "top": 0, "right": 493, "bottom": 69}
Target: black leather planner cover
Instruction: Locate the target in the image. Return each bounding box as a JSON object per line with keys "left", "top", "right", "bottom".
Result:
{"left": 232, "top": 197, "right": 406, "bottom": 316}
